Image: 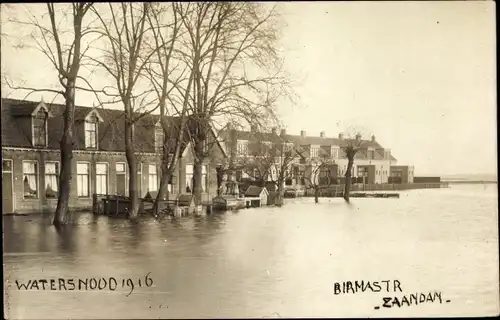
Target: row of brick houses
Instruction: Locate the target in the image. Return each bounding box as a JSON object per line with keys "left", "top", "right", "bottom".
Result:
{"left": 1, "top": 98, "right": 226, "bottom": 214}
{"left": 220, "top": 126, "right": 415, "bottom": 189}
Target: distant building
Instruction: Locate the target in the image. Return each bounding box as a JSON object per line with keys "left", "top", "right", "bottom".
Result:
{"left": 1, "top": 98, "right": 227, "bottom": 214}
{"left": 389, "top": 165, "right": 415, "bottom": 184}
{"left": 220, "top": 127, "right": 414, "bottom": 188}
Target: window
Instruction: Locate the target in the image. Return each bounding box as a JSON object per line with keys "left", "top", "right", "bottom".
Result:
{"left": 202, "top": 138, "right": 209, "bottom": 154}
{"left": 357, "top": 167, "right": 365, "bottom": 177}
{"left": 96, "top": 163, "right": 108, "bottom": 195}
{"left": 33, "top": 109, "right": 48, "bottom": 147}
{"left": 310, "top": 146, "right": 320, "bottom": 158}
{"left": 137, "top": 163, "right": 143, "bottom": 197}
{"left": 155, "top": 123, "right": 164, "bottom": 152}
{"left": 77, "top": 162, "right": 90, "bottom": 197}
{"left": 116, "top": 162, "right": 127, "bottom": 196}
{"left": 186, "top": 164, "right": 193, "bottom": 193}
{"left": 167, "top": 175, "right": 173, "bottom": 193}
{"left": 148, "top": 164, "right": 158, "bottom": 192}
{"left": 201, "top": 165, "right": 208, "bottom": 192}
{"left": 3, "top": 159, "right": 12, "bottom": 172}
{"left": 331, "top": 147, "right": 339, "bottom": 159}
{"left": 185, "top": 164, "right": 208, "bottom": 193}
{"left": 319, "top": 169, "right": 330, "bottom": 185}
{"left": 368, "top": 150, "right": 375, "bottom": 159}
{"left": 23, "top": 161, "right": 38, "bottom": 198}
{"left": 85, "top": 113, "right": 98, "bottom": 149}
{"left": 237, "top": 140, "right": 248, "bottom": 155}
{"left": 45, "top": 162, "right": 59, "bottom": 198}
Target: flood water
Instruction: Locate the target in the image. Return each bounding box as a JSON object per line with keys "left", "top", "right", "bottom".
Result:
{"left": 3, "top": 184, "right": 499, "bottom": 319}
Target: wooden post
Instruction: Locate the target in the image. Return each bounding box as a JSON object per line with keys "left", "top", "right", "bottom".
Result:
{"left": 116, "top": 197, "right": 120, "bottom": 216}
{"left": 92, "top": 193, "right": 98, "bottom": 215}
{"left": 105, "top": 195, "right": 110, "bottom": 215}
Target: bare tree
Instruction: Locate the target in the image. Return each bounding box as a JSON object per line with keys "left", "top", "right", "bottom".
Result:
{"left": 176, "top": 2, "right": 293, "bottom": 205}
{"left": 90, "top": 3, "right": 161, "bottom": 218}
{"left": 340, "top": 132, "right": 366, "bottom": 203}
{"left": 5, "top": 3, "right": 95, "bottom": 226}
{"left": 273, "top": 141, "right": 301, "bottom": 206}
{"left": 233, "top": 134, "right": 299, "bottom": 206}
{"left": 300, "top": 151, "right": 335, "bottom": 203}
{"left": 143, "top": 3, "right": 193, "bottom": 215}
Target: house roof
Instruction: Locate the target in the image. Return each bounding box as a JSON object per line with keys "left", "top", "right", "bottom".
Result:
{"left": 245, "top": 185, "right": 267, "bottom": 197}
{"left": 1, "top": 98, "right": 226, "bottom": 158}
{"left": 220, "top": 128, "right": 397, "bottom": 161}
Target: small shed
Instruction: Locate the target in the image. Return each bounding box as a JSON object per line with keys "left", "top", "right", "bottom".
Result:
{"left": 244, "top": 186, "right": 269, "bottom": 208}
{"left": 212, "top": 195, "right": 240, "bottom": 211}
{"left": 178, "top": 194, "right": 195, "bottom": 207}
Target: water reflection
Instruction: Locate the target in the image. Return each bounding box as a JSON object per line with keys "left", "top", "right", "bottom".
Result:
{"left": 3, "top": 185, "right": 499, "bottom": 319}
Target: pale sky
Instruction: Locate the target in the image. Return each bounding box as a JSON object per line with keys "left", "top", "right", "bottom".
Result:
{"left": 1, "top": 2, "right": 497, "bottom": 176}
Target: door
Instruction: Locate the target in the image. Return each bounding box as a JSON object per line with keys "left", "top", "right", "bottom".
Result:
{"left": 116, "top": 162, "right": 126, "bottom": 196}
{"left": 2, "top": 160, "right": 14, "bottom": 214}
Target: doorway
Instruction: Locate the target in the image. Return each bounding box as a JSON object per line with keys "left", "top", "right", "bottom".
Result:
{"left": 2, "top": 159, "right": 14, "bottom": 214}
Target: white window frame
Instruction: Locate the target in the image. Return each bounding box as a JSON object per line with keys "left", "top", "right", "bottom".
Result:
{"left": 22, "top": 160, "right": 39, "bottom": 199}
{"left": 85, "top": 111, "right": 101, "bottom": 149}
{"left": 185, "top": 164, "right": 193, "bottom": 193}
{"left": 236, "top": 140, "right": 249, "bottom": 156}
{"left": 95, "top": 162, "right": 109, "bottom": 196}
{"left": 44, "top": 161, "right": 60, "bottom": 199}
{"left": 137, "top": 162, "right": 143, "bottom": 197}
{"left": 310, "top": 145, "right": 320, "bottom": 158}
{"left": 116, "top": 162, "right": 127, "bottom": 195}
{"left": 201, "top": 164, "right": 208, "bottom": 193}
{"left": 76, "top": 161, "right": 91, "bottom": 198}
{"left": 148, "top": 164, "right": 158, "bottom": 193}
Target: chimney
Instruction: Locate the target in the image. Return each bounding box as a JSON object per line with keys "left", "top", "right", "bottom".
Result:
{"left": 320, "top": 131, "right": 325, "bottom": 138}
{"left": 338, "top": 133, "right": 344, "bottom": 139}
{"left": 300, "top": 130, "right": 306, "bottom": 138}
{"left": 271, "top": 127, "right": 277, "bottom": 135}
{"left": 250, "top": 124, "right": 257, "bottom": 132}
{"left": 280, "top": 129, "right": 286, "bottom": 136}
{"left": 227, "top": 123, "right": 233, "bottom": 132}
{"left": 371, "top": 135, "right": 376, "bottom": 142}
{"left": 355, "top": 133, "right": 362, "bottom": 140}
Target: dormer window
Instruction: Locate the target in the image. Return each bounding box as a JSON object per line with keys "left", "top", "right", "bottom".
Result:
{"left": 32, "top": 108, "right": 48, "bottom": 147}
{"left": 368, "top": 149, "right": 375, "bottom": 160}
{"left": 331, "top": 146, "right": 339, "bottom": 159}
{"left": 85, "top": 113, "right": 99, "bottom": 149}
{"left": 237, "top": 140, "right": 249, "bottom": 155}
{"left": 310, "top": 145, "right": 320, "bottom": 158}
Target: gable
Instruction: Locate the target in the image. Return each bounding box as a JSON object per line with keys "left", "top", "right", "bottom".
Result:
{"left": 31, "top": 102, "right": 54, "bottom": 118}
{"left": 85, "top": 109, "right": 104, "bottom": 122}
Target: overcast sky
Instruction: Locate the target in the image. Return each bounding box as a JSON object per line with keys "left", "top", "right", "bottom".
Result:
{"left": 1, "top": 2, "right": 496, "bottom": 176}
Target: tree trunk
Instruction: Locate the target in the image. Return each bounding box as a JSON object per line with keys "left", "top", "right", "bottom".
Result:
{"left": 216, "top": 165, "right": 224, "bottom": 196}
{"left": 153, "top": 163, "right": 172, "bottom": 216}
{"left": 192, "top": 137, "right": 204, "bottom": 205}
{"left": 124, "top": 116, "right": 139, "bottom": 219}
{"left": 53, "top": 85, "right": 76, "bottom": 226}
{"left": 344, "top": 158, "right": 354, "bottom": 203}
{"left": 314, "top": 187, "right": 319, "bottom": 203}
{"left": 276, "top": 179, "right": 284, "bottom": 206}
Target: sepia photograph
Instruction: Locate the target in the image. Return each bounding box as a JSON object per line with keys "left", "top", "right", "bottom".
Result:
{"left": 1, "top": 1, "right": 498, "bottom": 319}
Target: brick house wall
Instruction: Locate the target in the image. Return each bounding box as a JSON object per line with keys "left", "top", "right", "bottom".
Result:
{"left": 2, "top": 144, "right": 226, "bottom": 214}
{"left": 2, "top": 148, "right": 163, "bottom": 213}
